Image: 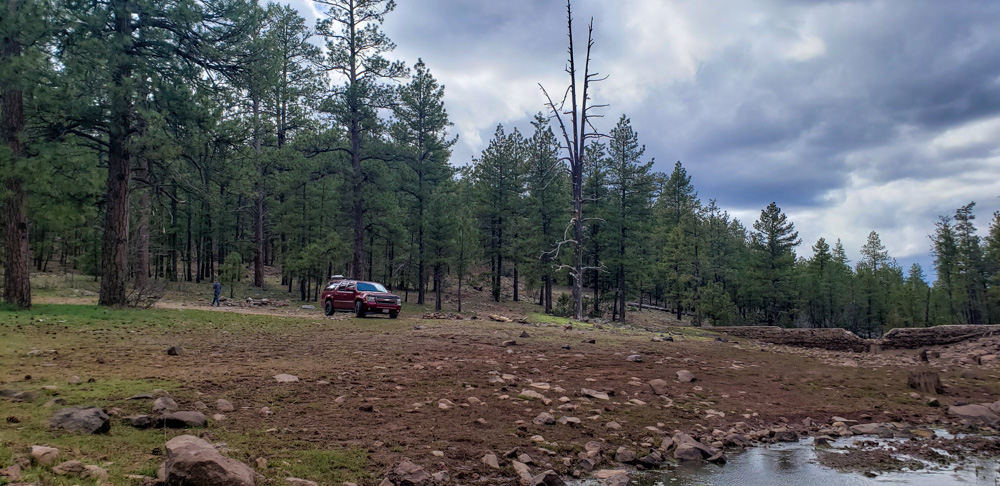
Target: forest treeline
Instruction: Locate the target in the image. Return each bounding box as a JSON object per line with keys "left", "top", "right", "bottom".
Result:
{"left": 2, "top": 0, "right": 999, "bottom": 335}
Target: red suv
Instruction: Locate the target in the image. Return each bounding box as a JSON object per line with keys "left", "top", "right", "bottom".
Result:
{"left": 322, "top": 280, "right": 401, "bottom": 318}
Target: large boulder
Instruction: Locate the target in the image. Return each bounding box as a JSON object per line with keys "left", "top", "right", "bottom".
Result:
{"left": 153, "top": 397, "right": 179, "bottom": 414}
{"left": 671, "top": 433, "right": 718, "bottom": 462}
{"left": 948, "top": 404, "right": 1000, "bottom": 426}
{"left": 163, "top": 435, "right": 256, "bottom": 486}
{"left": 529, "top": 470, "right": 565, "bottom": 486}
{"left": 49, "top": 407, "right": 110, "bottom": 434}
{"left": 648, "top": 379, "right": 669, "bottom": 396}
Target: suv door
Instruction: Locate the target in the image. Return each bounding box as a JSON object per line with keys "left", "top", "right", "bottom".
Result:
{"left": 334, "top": 281, "right": 357, "bottom": 309}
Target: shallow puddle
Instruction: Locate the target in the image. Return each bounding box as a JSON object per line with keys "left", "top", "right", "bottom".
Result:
{"left": 575, "top": 435, "right": 1000, "bottom": 486}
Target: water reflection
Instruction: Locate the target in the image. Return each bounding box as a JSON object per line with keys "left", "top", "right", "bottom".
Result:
{"left": 575, "top": 438, "right": 1000, "bottom": 486}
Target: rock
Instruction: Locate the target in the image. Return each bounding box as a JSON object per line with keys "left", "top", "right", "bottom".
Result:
{"left": 907, "top": 371, "right": 943, "bottom": 395}
{"left": 533, "top": 412, "right": 555, "bottom": 425}
{"left": 44, "top": 397, "right": 67, "bottom": 407}
{"left": 558, "top": 416, "right": 581, "bottom": 426}
{"left": 0, "top": 389, "right": 38, "bottom": 402}
{"left": 676, "top": 370, "right": 695, "bottom": 383}
{"left": 605, "top": 421, "right": 621, "bottom": 430}
{"left": 432, "top": 471, "right": 450, "bottom": 483}
{"left": 81, "top": 465, "right": 110, "bottom": 481}
{"left": 581, "top": 388, "right": 610, "bottom": 400}
{"left": 129, "top": 393, "right": 154, "bottom": 400}
{"left": 520, "top": 331, "right": 531, "bottom": 338}
{"left": 850, "top": 423, "right": 890, "bottom": 435}
{"left": 659, "top": 437, "right": 674, "bottom": 452}
{"left": 68, "top": 376, "right": 81, "bottom": 385}
{"left": 256, "top": 457, "right": 267, "bottom": 469}
{"left": 286, "top": 479, "right": 319, "bottom": 486}
{"left": 637, "top": 451, "right": 662, "bottom": 468}
{"left": 301, "top": 305, "right": 316, "bottom": 310}
{"left": 814, "top": 436, "right": 833, "bottom": 447}
{"left": 31, "top": 445, "right": 59, "bottom": 466}
{"left": 194, "top": 401, "right": 208, "bottom": 410}
{"left": 158, "top": 411, "right": 208, "bottom": 428}
{"left": 614, "top": 447, "right": 636, "bottom": 464}
{"left": 512, "top": 460, "right": 533, "bottom": 485}
{"left": 167, "top": 346, "right": 183, "bottom": 356}
{"left": 598, "top": 471, "right": 630, "bottom": 486}
{"left": 648, "top": 379, "right": 669, "bottom": 396}
{"left": 125, "top": 414, "right": 153, "bottom": 429}
{"left": 626, "top": 354, "right": 642, "bottom": 363}
{"left": 911, "top": 429, "right": 936, "bottom": 439}
{"left": 529, "top": 470, "right": 565, "bottom": 486}
{"left": 771, "top": 428, "right": 799, "bottom": 442}
{"left": 948, "top": 404, "right": 1000, "bottom": 426}
{"left": 482, "top": 453, "right": 501, "bottom": 469}
{"left": 503, "top": 340, "right": 518, "bottom": 347}
{"left": 389, "top": 460, "right": 433, "bottom": 486}
{"left": 51, "top": 460, "right": 86, "bottom": 475}
{"left": 274, "top": 374, "right": 299, "bottom": 383}
{"left": 671, "top": 433, "right": 718, "bottom": 462}
{"left": 438, "top": 399, "right": 454, "bottom": 410}
{"left": 164, "top": 435, "right": 256, "bottom": 486}
{"left": 0, "top": 464, "right": 21, "bottom": 481}
{"left": 152, "top": 397, "right": 179, "bottom": 414}
{"left": 585, "top": 441, "right": 603, "bottom": 454}
{"left": 49, "top": 407, "right": 110, "bottom": 434}
{"left": 216, "top": 399, "right": 235, "bottom": 412}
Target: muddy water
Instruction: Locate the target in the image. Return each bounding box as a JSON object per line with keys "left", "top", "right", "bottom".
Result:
{"left": 576, "top": 436, "right": 1000, "bottom": 486}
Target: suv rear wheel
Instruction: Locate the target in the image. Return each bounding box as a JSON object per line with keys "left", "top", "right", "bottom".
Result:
{"left": 389, "top": 311, "right": 398, "bottom": 319}
{"left": 354, "top": 300, "right": 365, "bottom": 318}
{"left": 324, "top": 299, "right": 334, "bottom": 316}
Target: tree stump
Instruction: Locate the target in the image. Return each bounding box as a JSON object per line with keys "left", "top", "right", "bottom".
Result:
{"left": 908, "top": 371, "right": 943, "bottom": 395}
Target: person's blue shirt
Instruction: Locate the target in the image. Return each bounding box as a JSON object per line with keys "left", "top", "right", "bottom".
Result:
{"left": 213, "top": 282, "right": 221, "bottom": 295}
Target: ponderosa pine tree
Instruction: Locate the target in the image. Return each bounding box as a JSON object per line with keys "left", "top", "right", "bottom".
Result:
{"left": 658, "top": 161, "right": 700, "bottom": 321}
{"left": 391, "top": 59, "right": 454, "bottom": 305}
{"left": 605, "top": 115, "right": 657, "bottom": 323}
{"left": 314, "top": 0, "right": 406, "bottom": 280}
{"left": 473, "top": 125, "right": 525, "bottom": 302}
{"left": 750, "top": 202, "right": 801, "bottom": 325}
{"left": 524, "top": 113, "right": 568, "bottom": 313}
{"left": 953, "top": 202, "right": 987, "bottom": 323}
{"left": 932, "top": 215, "right": 958, "bottom": 323}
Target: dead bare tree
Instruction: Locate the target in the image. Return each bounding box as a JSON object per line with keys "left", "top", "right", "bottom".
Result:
{"left": 540, "top": 0, "right": 607, "bottom": 320}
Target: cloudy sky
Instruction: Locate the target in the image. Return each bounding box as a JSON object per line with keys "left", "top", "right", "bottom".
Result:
{"left": 286, "top": 0, "right": 1000, "bottom": 279}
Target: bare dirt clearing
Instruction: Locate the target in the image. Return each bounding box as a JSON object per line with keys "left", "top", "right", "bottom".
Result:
{"left": 2, "top": 296, "right": 1000, "bottom": 485}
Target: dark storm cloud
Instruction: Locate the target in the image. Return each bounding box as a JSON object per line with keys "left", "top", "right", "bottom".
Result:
{"left": 283, "top": 0, "right": 1000, "bottom": 262}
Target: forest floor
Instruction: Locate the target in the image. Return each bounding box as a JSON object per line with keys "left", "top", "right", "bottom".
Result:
{"left": 2, "top": 273, "right": 1000, "bottom": 485}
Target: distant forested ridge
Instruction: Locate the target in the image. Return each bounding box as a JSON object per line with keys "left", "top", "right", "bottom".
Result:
{"left": 1, "top": 0, "right": 998, "bottom": 336}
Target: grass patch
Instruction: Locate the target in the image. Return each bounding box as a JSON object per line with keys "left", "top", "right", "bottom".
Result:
{"left": 278, "top": 449, "right": 371, "bottom": 483}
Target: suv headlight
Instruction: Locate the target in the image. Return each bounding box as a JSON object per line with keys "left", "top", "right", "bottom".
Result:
{"left": 366, "top": 295, "right": 375, "bottom": 302}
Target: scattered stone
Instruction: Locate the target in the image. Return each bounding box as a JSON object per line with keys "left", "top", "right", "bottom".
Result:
{"left": 157, "top": 411, "right": 208, "bottom": 428}
{"left": 512, "top": 460, "right": 533, "bottom": 485}
{"left": 648, "top": 379, "right": 669, "bottom": 396}
{"left": 529, "top": 470, "right": 565, "bottom": 486}
{"left": 153, "top": 397, "right": 179, "bottom": 414}
{"left": 626, "top": 354, "right": 643, "bottom": 363}
{"left": 389, "top": 460, "right": 433, "bottom": 486}
{"left": 274, "top": 374, "right": 299, "bottom": 383}
{"left": 520, "top": 331, "right": 531, "bottom": 338}
{"left": 49, "top": 407, "right": 110, "bottom": 434}
{"left": 167, "top": 346, "right": 183, "bottom": 356}
{"left": 51, "top": 460, "right": 86, "bottom": 476}
{"left": 557, "top": 416, "right": 581, "bottom": 426}
{"left": 68, "top": 376, "right": 81, "bottom": 385}
{"left": 31, "top": 445, "right": 59, "bottom": 466}
{"left": 605, "top": 421, "right": 621, "bottom": 430}
{"left": 0, "top": 464, "right": 21, "bottom": 481}
{"left": 676, "top": 370, "right": 695, "bottom": 383}
{"left": 482, "top": 453, "right": 501, "bottom": 469}
{"left": 614, "top": 447, "right": 636, "bottom": 464}
{"left": 438, "top": 399, "right": 454, "bottom": 410}
{"left": 533, "top": 412, "right": 555, "bottom": 425}
{"left": 301, "top": 305, "right": 316, "bottom": 310}
{"left": 0, "top": 389, "right": 37, "bottom": 402}
{"left": 43, "top": 397, "right": 67, "bottom": 408}
{"left": 216, "top": 399, "right": 235, "bottom": 412}
{"left": 193, "top": 401, "right": 208, "bottom": 410}
{"left": 637, "top": 451, "right": 662, "bottom": 469}
{"left": 432, "top": 470, "right": 450, "bottom": 483}
{"left": 81, "top": 465, "right": 110, "bottom": 481}
{"left": 582, "top": 338, "right": 596, "bottom": 344}
{"left": 771, "top": 428, "right": 799, "bottom": 442}
{"left": 129, "top": 393, "right": 154, "bottom": 400}
{"left": 581, "top": 388, "right": 609, "bottom": 400}
{"left": 163, "top": 435, "right": 256, "bottom": 486}
{"left": 125, "top": 414, "right": 153, "bottom": 429}
{"left": 671, "top": 433, "right": 719, "bottom": 462}
{"left": 503, "top": 340, "right": 518, "bottom": 347}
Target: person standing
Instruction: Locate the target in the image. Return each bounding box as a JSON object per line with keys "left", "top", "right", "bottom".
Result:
{"left": 212, "top": 279, "right": 222, "bottom": 307}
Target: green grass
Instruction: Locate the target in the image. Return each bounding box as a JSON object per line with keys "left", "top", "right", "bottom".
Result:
{"left": 278, "top": 449, "right": 371, "bottom": 483}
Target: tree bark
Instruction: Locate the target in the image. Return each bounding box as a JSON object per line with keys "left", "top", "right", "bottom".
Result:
{"left": 135, "top": 155, "right": 150, "bottom": 291}
{"left": 98, "top": 0, "right": 133, "bottom": 307}
{"left": 1, "top": 2, "right": 31, "bottom": 308}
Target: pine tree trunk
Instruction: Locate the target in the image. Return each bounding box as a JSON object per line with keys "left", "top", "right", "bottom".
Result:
{"left": 1, "top": 0, "right": 31, "bottom": 309}
{"left": 135, "top": 157, "right": 150, "bottom": 291}
{"left": 98, "top": 0, "right": 133, "bottom": 307}
{"left": 434, "top": 264, "right": 442, "bottom": 311}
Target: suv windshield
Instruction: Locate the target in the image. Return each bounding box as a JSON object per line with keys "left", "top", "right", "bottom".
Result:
{"left": 358, "top": 282, "right": 387, "bottom": 293}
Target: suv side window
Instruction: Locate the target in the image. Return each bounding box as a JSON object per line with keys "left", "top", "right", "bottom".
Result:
{"left": 344, "top": 282, "right": 356, "bottom": 291}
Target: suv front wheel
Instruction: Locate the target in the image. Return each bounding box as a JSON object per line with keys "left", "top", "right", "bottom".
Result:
{"left": 324, "top": 300, "right": 334, "bottom": 316}
{"left": 354, "top": 300, "right": 365, "bottom": 318}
